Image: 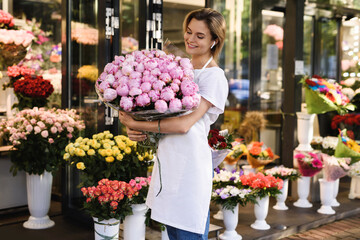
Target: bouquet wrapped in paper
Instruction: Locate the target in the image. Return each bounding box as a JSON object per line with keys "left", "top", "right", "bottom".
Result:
{"left": 301, "top": 75, "right": 355, "bottom": 114}
{"left": 208, "top": 129, "right": 233, "bottom": 168}
{"left": 334, "top": 129, "right": 360, "bottom": 164}
{"left": 294, "top": 151, "right": 323, "bottom": 177}
{"left": 321, "top": 153, "right": 350, "bottom": 181}
{"left": 246, "top": 141, "right": 279, "bottom": 168}
{"left": 224, "top": 141, "right": 247, "bottom": 165}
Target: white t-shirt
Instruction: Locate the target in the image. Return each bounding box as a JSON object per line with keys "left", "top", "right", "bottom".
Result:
{"left": 146, "top": 67, "right": 229, "bottom": 234}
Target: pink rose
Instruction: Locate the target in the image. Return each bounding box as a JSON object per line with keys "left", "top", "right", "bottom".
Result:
{"left": 160, "top": 87, "right": 175, "bottom": 102}
{"left": 41, "top": 130, "right": 49, "bottom": 138}
{"left": 169, "top": 98, "right": 182, "bottom": 112}
{"left": 155, "top": 100, "right": 168, "bottom": 113}
{"left": 181, "top": 79, "right": 198, "bottom": 96}
{"left": 140, "top": 82, "right": 152, "bottom": 93}
{"left": 48, "top": 138, "right": 54, "bottom": 144}
{"left": 129, "top": 87, "right": 142, "bottom": 96}
{"left": 67, "top": 133, "right": 73, "bottom": 139}
{"left": 120, "top": 97, "right": 134, "bottom": 111}
{"left": 51, "top": 126, "right": 57, "bottom": 134}
{"left": 148, "top": 90, "right": 160, "bottom": 102}
{"left": 182, "top": 96, "right": 195, "bottom": 110}
{"left": 152, "top": 80, "right": 165, "bottom": 91}
{"left": 103, "top": 88, "right": 118, "bottom": 101}
{"left": 136, "top": 93, "right": 151, "bottom": 107}
{"left": 116, "top": 84, "right": 129, "bottom": 96}
{"left": 26, "top": 125, "right": 33, "bottom": 132}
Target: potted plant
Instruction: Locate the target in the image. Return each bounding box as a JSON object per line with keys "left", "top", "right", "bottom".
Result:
{"left": 0, "top": 107, "right": 84, "bottom": 229}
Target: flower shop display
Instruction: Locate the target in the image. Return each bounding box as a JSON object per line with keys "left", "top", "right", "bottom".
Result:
{"left": 64, "top": 131, "right": 154, "bottom": 187}
{"left": 208, "top": 129, "right": 233, "bottom": 168}
{"left": 348, "top": 161, "right": 360, "bottom": 199}
{"left": 293, "top": 151, "right": 323, "bottom": 208}
{"left": 246, "top": 141, "right": 279, "bottom": 168}
{"left": 265, "top": 166, "right": 300, "bottom": 210}
{"left": 81, "top": 179, "right": 138, "bottom": 240}
{"left": 332, "top": 113, "right": 360, "bottom": 140}
{"left": 224, "top": 140, "right": 247, "bottom": 166}
{"left": 301, "top": 75, "right": 355, "bottom": 114}
{"left": 240, "top": 172, "right": 283, "bottom": 230}
{"left": 122, "top": 36, "right": 139, "bottom": 54}
{"left": 77, "top": 65, "right": 99, "bottom": 82}
{"left": 340, "top": 77, "right": 360, "bottom": 112}
{"left": 0, "top": 107, "right": 84, "bottom": 229}
{"left": 3, "top": 64, "right": 36, "bottom": 89}
{"left": 317, "top": 178, "right": 336, "bottom": 215}
{"left": 123, "top": 176, "right": 151, "bottom": 240}
{"left": 71, "top": 21, "right": 99, "bottom": 45}
{"left": 334, "top": 129, "right": 360, "bottom": 164}
{"left": 311, "top": 136, "right": 338, "bottom": 155}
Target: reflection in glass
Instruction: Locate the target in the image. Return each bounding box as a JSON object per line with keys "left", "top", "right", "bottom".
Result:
{"left": 121, "top": 0, "right": 139, "bottom": 54}
{"left": 318, "top": 19, "right": 337, "bottom": 79}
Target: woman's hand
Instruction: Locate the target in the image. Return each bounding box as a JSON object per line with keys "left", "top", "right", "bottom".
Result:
{"left": 118, "top": 111, "right": 135, "bottom": 128}
{"left": 126, "top": 127, "right": 147, "bottom": 141}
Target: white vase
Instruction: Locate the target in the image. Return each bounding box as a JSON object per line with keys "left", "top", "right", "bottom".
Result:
{"left": 224, "top": 162, "right": 237, "bottom": 172}
{"left": 23, "top": 171, "right": 55, "bottom": 229}
{"left": 242, "top": 165, "right": 256, "bottom": 175}
{"left": 294, "top": 176, "right": 313, "bottom": 208}
{"left": 317, "top": 179, "right": 335, "bottom": 214}
{"left": 273, "top": 179, "right": 289, "bottom": 210}
{"left": 349, "top": 176, "right": 360, "bottom": 199}
{"left": 219, "top": 204, "right": 242, "bottom": 240}
{"left": 295, "top": 112, "right": 315, "bottom": 152}
{"left": 331, "top": 179, "right": 340, "bottom": 207}
{"left": 93, "top": 217, "right": 120, "bottom": 240}
{"left": 251, "top": 196, "right": 270, "bottom": 230}
{"left": 213, "top": 204, "right": 224, "bottom": 220}
{"left": 161, "top": 226, "right": 170, "bottom": 240}
{"left": 123, "top": 203, "right": 148, "bottom": 240}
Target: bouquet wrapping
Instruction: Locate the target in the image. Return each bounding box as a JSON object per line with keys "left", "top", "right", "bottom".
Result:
{"left": 321, "top": 153, "right": 350, "bottom": 181}
{"left": 294, "top": 151, "right": 323, "bottom": 177}
{"left": 302, "top": 75, "right": 355, "bottom": 114}
{"left": 246, "top": 141, "right": 279, "bottom": 168}
{"left": 208, "top": 129, "right": 233, "bottom": 168}
{"left": 334, "top": 129, "right": 360, "bottom": 164}
{"left": 224, "top": 141, "right": 247, "bottom": 165}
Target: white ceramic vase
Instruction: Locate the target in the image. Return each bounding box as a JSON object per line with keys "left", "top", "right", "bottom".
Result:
{"left": 213, "top": 205, "right": 224, "bottom": 220}
{"left": 251, "top": 196, "right": 270, "bottom": 230}
{"left": 242, "top": 165, "right": 256, "bottom": 175}
{"left": 123, "top": 203, "right": 148, "bottom": 240}
{"left": 161, "top": 226, "right": 170, "bottom": 240}
{"left": 294, "top": 176, "right": 313, "bottom": 208}
{"left": 317, "top": 179, "right": 335, "bottom": 214}
{"left": 349, "top": 176, "right": 360, "bottom": 199}
{"left": 295, "top": 112, "right": 315, "bottom": 152}
{"left": 93, "top": 217, "right": 120, "bottom": 240}
{"left": 273, "top": 179, "right": 289, "bottom": 210}
{"left": 331, "top": 178, "right": 340, "bottom": 207}
{"left": 23, "top": 171, "right": 55, "bottom": 229}
{"left": 219, "top": 204, "right": 242, "bottom": 240}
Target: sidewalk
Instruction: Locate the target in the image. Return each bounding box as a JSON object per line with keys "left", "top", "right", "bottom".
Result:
{"left": 0, "top": 176, "right": 359, "bottom": 240}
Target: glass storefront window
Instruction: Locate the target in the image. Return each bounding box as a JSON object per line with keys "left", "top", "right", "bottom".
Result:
{"left": 341, "top": 18, "right": 360, "bottom": 80}
{"left": 304, "top": 15, "right": 314, "bottom": 76}
{"left": 121, "top": 0, "right": 139, "bottom": 54}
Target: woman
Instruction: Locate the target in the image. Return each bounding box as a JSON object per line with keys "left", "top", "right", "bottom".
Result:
{"left": 118, "top": 8, "right": 228, "bottom": 239}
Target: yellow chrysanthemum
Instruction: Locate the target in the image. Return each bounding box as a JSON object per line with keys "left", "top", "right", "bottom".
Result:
{"left": 124, "top": 147, "right": 131, "bottom": 154}
{"left": 103, "top": 143, "right": 111, "bottom": 149}
{"left": 113, "top": 149, "right": 120, "bottom": 156}
{"left": 63, "top": 153, "right": 70, "bottom": 160}
{"left": 106, "top": 133, "right": 114, "bottom": 139}
{"left": 126, "top": 139, "right": 135, "bottom": 147}
{"left": 68, "top": 147, "right": 76, "bottom": 156}
{"left": 105, "top": 148, "right": 113, "bottom": 156}
{"left": 94, "top": 143, "right": 101, "bottom": 149}
{"left": 98, "top": 149, "right": 107, "bottom": 157}
{"left": 117, "top": 141, "right": 126, "bottom": 150}
{"left": 74, "top": 142, "right": 80, "bottom": 147}
{"left": 138, "top": 155, "right": 144, "bottom": 161}
{"left": 65, "top": 143, "right": 74, "bottom": 152}
{"left": 104, "top": 130, "right": 110, "bottom": 135}
{"left": 87, "top": 149, "right": 95, "bottom": 156}
{"left": 108, "top": 140, "right": 115, "bottom": 146}
{"left": 105, "top": 156, "right": 115, "bottom": 163}
{"left": 76, "top": 162, "right": 86, "bottom": 170}
{"left": 112, "top": 146, "right": 119, "bottom": 151}
{"left": 75, "top": 148, "right": 86, "bottom": 157}
{"left": 81, "top": 138, "right": 90, "bottom": 145}
{"left": 80, "top": 144, "right": 90, "bottom": 151}
{"left": 75, "top": 137, "right": 83, "bottom": 143}
{"left": 116, "top": 154, "right": 124, "bottom": 161}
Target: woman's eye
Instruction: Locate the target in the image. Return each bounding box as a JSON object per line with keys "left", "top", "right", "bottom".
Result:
{"left": 186, "top": 31, "right": 191, "bottom": 34}
{"left": 197, "top": 36, "right": 204, "bottom": 39}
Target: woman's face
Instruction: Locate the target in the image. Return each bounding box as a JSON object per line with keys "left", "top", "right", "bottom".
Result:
{"left": 184, "top": 18, "right": 214, "bottom": 57}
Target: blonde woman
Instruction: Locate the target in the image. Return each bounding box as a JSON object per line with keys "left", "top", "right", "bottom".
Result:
{"left": 119, "top": 8, "right": 228, "bottom": 239}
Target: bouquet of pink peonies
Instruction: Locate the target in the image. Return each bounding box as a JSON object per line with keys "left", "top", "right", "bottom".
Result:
{"left": 96, "top": 49, "right": 200, "bottom": 120}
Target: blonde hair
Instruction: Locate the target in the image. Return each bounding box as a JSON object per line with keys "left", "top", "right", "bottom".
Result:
{"left": 183, "top": 8, "right": 226, "bottom": 60}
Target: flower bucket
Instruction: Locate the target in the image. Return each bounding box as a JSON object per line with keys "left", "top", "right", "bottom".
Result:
{"left": 273, "top": 179, "right": 289, "bottom": 210}
{"left": 294, "top": 176, "right": 313, "bottom": 208}
{"left": 251, "top": 196, "right": 270, "bottom": 230}
{"left": 295, "top": 112, "right": 315, "bottom": 152}
{"left": 317, "top": 179, "right": 335, "bottom": 215}
{"left": 219, "top": 204, "right": 242, "bottom": 240}
{"left": 93, "top": 217, "right": 120, "bottom": 240}
{"left": 123, "top": 203, "right": 148, "bottom": 240}
{"left": 349, "top": 176, "right": 360, "bottom": 199}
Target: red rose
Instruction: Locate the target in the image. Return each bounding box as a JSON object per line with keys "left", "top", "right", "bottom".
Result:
{"left": 305, "top": 78, "right": 316, "bottom": 87}
{"left": 219, "top": 142, "right": 227, "bottom": 149}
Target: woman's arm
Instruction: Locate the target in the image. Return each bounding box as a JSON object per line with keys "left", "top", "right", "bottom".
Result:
{"left": 118, "top": 97, "right": 213, "bottom": 134}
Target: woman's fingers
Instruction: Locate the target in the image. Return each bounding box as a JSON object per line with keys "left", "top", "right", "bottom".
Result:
{"left": 127, "top": 128, "right": 147, "bottom": 141}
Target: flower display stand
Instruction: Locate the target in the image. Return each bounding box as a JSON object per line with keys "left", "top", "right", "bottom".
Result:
{"left": 219, "top": 204, "right": 242, "bottom": 240}
{"left": 294, "top": 176, "right": 313, "bottom": 208}
{"left": 23, "top": 171, "right": 55, "bottom": 229}
{"left": 93, "top": 217, "right": 120, "bottom": 240}
{"left": 331, "top": 179, "right": 340, "bottom": 207}
{"left": 349, "top": 176, "right": 360, "bottom": 199}
{"left": 295, "top": 112, "right": 315, "bottom": 152}
{"left": 273, "top": 179, "right": 289, "bottom": 210}
{"left": 123, "top": 203, "right": 148, "bottom": 240}
{"left": 317, "top": 179, "right": 335, "bottom": 214}
{"left": 251, "top": 196, "right": 270, "bottom": 230}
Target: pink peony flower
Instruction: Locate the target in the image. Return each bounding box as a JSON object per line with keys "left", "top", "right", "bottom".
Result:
{"left": 116, "top": 84, "right": 129, "bottom": 97}
{"left": 105, "top": 74, "right": 116, "bottom": 85}
{"left": 129, "top": 71, "right": 142, "bottom": 80}
{"left": 170, "top": 67, "right": 184, "bottom": 79}
{"left": 160, "top": 87, "right": 175, "bottom": 102}
{"left": 128, "top": 78, "right": 142, "bottom": 89}
{"left": 114, "top": 70, "right": 123, "bottom": 80}
{"left": 152, "top": 80, "right": 165, "bottom": 91}
{"left": 180, "top": 58, "right": 192, "bottom": 69}
{"left": 155, "top": 100, "right": 168, "bottom": 113}
{"left": 182, "top": 96, "right": 195, "bottom": 110}
{"left": 140, "top": 82, "right": 152, "bottom": 93}
{"left": 26, "top": 125, "right": 33, "bottom": 132}
{"left": 121, "top": 65, "right": 134, "bottom": 76}
{"left": 151, "top": 68, "right": 161, "bottom": 76}
{"left": 148, "top": 90, "right": 160, "bottom": 102}
{"left": 98, "top": 81, "right": 111, "bottom": 93}
{"left": 170, "top": 83, "right": 180, "bottom": 93}
{"left": 136, "top": 93, "right": 151, "bottom": 107}
{"left": 144, "top": 59, "right": 158, "bottom": 70}
{"left": 181, "top": 79, "right": 198, "bottom": 96}
{"left": 136, "top": 63, "right": 145, "bottom": 72}
{"left": 103, "top": 88, "right": 118, "bottom": 101}
{"left": 50, "top": 126, "right": 57, "bottom": 134}
{"left": 129, "top": 87, "right": 142, "bottom": 96}
{"left": 120, "top": 97, "right": 134, "bottom": 111}
{"left": 169, "top": 98, "right": 182, "bottom": 112}
{"left": 34, "top": 126, "right": 41, "bottom": 134}
{"left": 159, "top": 73, "right": 171, "bottom": 83}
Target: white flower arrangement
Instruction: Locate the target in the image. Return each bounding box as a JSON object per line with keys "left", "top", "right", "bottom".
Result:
{"left": 213, "top": 169, "right": 241, "bottom": 184}
{"left": 349, "top": 161, "right": 360, "bottom": 177}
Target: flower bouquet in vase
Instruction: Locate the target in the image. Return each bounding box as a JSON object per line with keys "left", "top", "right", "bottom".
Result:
{"left": 95, "top": 49, "right": 200, "bottom": 153}
{"left": 64, "top": 131, "right": 154, "bottom": 187}
{"left": 348, "top": 161, "right": 360, "bottom": 199}
{"left": 334, "top": 129, "right": 360, "bottom": 164}
{"left": 81, "top": 179, "right": 137, "bottom": 240}
{"left": 293, "top": 151, "right": 323, "bottom": 208}
{"left": 208, "top": 129, "right": 233, "bottom": 169}
{"left": 0, "top": 107, "right": 84, "bottom": 229}
{"left": 246, "top": 141, "right": 279, "bottom": 169}
{"left": 123, "top": 176, "right": 151, "bottom": 240}
{"left": 265, "top": 166, "right": 300, "bottom": 210}
{"left": 240, "top": 172, "right": 283, "bottom": 230}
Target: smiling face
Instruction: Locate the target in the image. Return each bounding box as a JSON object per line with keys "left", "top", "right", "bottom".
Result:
{"left": 184, "top": 18, "right": 214, "bottom": 58}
